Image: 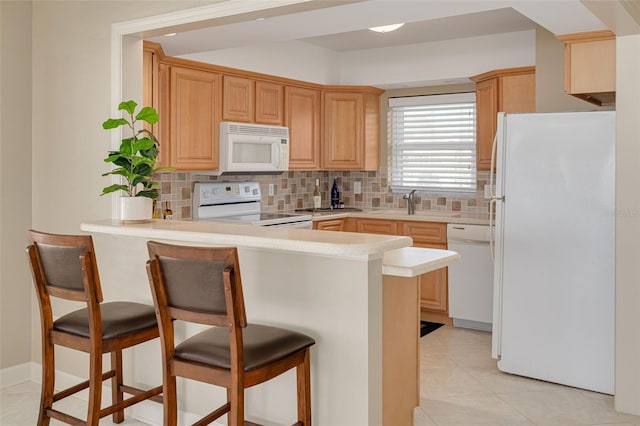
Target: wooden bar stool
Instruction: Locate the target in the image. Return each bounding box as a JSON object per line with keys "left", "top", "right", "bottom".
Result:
{"left": 26, "top": 230, "right": 162, "bottom": 425}
{"left": 145, "top": 241, "right": 315, "bottom": 426}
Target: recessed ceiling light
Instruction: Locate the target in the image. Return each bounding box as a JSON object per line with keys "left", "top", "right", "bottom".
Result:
{"left": 255, "top": 17, "right": 265, "bottom": 21}
{"left": 163, "top": 33, "right": 177, "bottom": 37}
{"left": 368, "top": 23, "right": 404, "bottom": 33}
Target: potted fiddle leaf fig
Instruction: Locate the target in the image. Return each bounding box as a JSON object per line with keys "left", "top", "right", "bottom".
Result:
{"left": 101, "top": 100, "right": 172, "bottom": 222}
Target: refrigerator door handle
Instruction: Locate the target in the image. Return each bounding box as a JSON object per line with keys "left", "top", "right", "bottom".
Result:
{"left": 488, "top": 132, "right": 503, "bottom": 262}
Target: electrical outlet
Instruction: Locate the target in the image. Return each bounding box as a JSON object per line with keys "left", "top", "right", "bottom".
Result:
{"left": 354, "top": 181, "right": 362, "bottom": 195}
{"left": 484, "top": 184, "right": 495, "bottom": 199}
{"left": 268, "top": 184, "right": 275, "bottom": 196}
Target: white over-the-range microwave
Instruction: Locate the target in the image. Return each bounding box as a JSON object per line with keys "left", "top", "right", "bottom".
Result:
{"left": 208, "top": 121, "right": 289, "bottom": 175}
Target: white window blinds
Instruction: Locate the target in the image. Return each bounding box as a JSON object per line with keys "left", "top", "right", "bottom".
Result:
{"left": 388, "top": 92, "right": 477, "bottom": 194}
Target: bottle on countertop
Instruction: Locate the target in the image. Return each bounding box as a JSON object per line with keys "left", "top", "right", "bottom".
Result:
{"left": 163, "top": 201, "right": 173, "bottom": 220}
{"left": 152, "top": 200, "right": 160, "bottom": 219}
{"left": 313, "top": 178, "right": 322, "bottom": 210}
{"left": 331, "top": 177, "right": 340, "bottom": 209}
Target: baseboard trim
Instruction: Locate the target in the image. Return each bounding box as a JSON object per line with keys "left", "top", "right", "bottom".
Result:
{"left": 0, "top": 362, "right": 33, "bottom": 388}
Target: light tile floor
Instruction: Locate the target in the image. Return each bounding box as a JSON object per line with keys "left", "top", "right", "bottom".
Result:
{"left": 416, "top": 325, "right": 640, "bottom": 426}
{"left": 1, "top": 326, "right": 639, "bottom": 425}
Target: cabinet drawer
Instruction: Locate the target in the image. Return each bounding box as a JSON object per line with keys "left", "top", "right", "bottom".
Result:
{"left": 355, "top": 218, "right": 397, "bottom": 235}
{"left": 314, "top": 218, "right": 345, "bottom": 231}
{"left": 399, "top": 221, "right": 446, "bottom": 245}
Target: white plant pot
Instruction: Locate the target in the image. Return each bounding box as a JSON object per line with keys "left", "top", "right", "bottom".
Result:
{"left": 120, "top": 196, "right": 153, "bottom": 223}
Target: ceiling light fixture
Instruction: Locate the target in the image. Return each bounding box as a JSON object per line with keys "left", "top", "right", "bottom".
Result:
{"left": 368, "top": 23, "right": 404, "bottom": 33}
{"left": 163, "top": 32, "right": 177, "bottom": 37}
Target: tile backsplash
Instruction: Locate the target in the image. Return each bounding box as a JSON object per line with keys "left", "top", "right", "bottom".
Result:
{"left": 154, "top": 170, "right": 492, "bottom": 220}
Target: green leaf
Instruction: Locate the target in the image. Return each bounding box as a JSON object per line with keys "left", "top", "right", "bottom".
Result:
{"left": 119, "top": 138, "right": 134, "bottom": 156}
{"left": 118, "top": 100, "right": 137, "bottom": 115}
{"left": 136, "top": 190, "right": 159, "bottom": 199}
{"left": 133, "top": 163, "right": 152, "bottom": 177}
{"left": 100, "top": 184, "right": 129, "bottom": 195}
{"left": 102, "top": 118, "right": 129, "bottom": 129}
{"left": 132, "top": 137, "right": 154, "bottom": 153}
{"left": 141, "top": 145, "right": 159, "bottom": 161}
{"left": 136, "top": 106, "right": 158, "bottom": 125}
{"left": 153, "top": 166, "right": 176, "bottom": 174}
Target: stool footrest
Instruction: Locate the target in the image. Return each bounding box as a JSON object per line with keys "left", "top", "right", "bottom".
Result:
{"left": 46, "top": 408, "right": 84, "bottom": 426}
{"left": 193, "top": 402, "right": 230, "bottom": 426}
{"left": 99, "top": 385, "right": 163, "bottom": 418}
{"left": 52, "top": 370, "right": 116, "bottom": 402}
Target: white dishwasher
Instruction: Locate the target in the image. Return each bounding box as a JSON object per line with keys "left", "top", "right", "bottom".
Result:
{"left": 447, "top": 224, "right": 493, "bottom": 332}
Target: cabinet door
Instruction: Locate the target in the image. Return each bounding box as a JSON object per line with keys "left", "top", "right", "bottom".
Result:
{"left": 418, "top": 264, "right": 449, "bottom": 312}
{"left": 475, "top": 78, "right": 498, "bottom": 172}
{"left": 323, "top": 91, "right": 364, "bottom": 170}
{"left": 255, "top": 80, "right": 283, "bottom": 125}
{"left": 285, "top": 86, "right": 321, "bottom": 170}
{"left": 313, "top": 218, "right": 345, "bottom": 231}
{"left": 169, "top": 66, "right": 222, "bottom": 171}
{"left": 354, "top": 218, "right": 397, "bottom": 235}
{"left": 223, "top": 75, "right": 253, "bottom": 122}
{"left": 144, "top": 47, "right": 168, "bottom": 168}
{"left": 398, "top": 221, "right": 446, "bottom": 246}
{"left": 500, "top": 73, "right": 536, "bottom": 113}
{"left": 399, "top": 222, "right": 449, "bottom": 314}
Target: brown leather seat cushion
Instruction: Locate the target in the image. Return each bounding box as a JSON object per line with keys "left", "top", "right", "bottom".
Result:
{"left": 53, "top": 302, "right": 157, "bottom": 340}
{"left": 175, "top": 324, "right": 315, "bottom": 371}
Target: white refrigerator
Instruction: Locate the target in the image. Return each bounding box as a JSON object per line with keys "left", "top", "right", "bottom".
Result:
{"left": 491, "top": 111, "right": 615, "bottom": 395}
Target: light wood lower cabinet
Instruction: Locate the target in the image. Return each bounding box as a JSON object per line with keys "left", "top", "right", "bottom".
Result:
{"left": 313, "top": 218, "right": 346, "bottom": 231}
{"left": 354, "top": 218, "right": 397, "bottom": 235}
{"left": 353, "top": 219, "right": 450, "bottom": 320}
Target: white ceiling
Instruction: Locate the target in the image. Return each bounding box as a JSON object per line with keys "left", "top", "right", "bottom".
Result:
{"left": 146, "top": 0, "right": 609, "bottom": 57}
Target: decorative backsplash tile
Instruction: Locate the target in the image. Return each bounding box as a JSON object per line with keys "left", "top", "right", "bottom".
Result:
{"left": 154, "top": 170, "right": 492, "bottom": 220}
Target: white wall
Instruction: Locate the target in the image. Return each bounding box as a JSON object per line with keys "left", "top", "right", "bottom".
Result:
{"left": 0, "top": 0, "right": 33, "bottom": 372}
{"left": 614, "top": 33, "right": 640, "bottom": 416}
{"left": 180, "top": 30, "right": 535, "bottom": 88}
{"left": 182, "top": 40, "right": 341, "bottom": 85}
{"left": 28, "top": 0, "right": 216, "bottom": 379}
{"left": 340, "top": 30, "right": 535, "bottom": 87}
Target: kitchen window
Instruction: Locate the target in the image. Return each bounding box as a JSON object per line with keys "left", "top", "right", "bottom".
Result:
{"left": 388, "top": 92, "right": 477, "bottom": 194}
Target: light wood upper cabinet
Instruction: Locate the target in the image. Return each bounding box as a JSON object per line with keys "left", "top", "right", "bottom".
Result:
{"left": 285, "top": 85, "right": 321, "bottom": 170}
{"left": 323, "top": 88, "right": 382, "bottom": 171}
{"left": 556, "top": 30, "right": 615, "bottom": 106}
{"left": 222, "top": 75, "right": 254, "bottom": 122}
{"left": 255, "top": 80, "right": 283, "bottom": 125}
{"left": 143, "top": 42, "right": 168, "bottom": 168}
{"left": 164, "top": 64, "right": 222, "bottom": 171}
{"left": 471, "top": 66, "right": 535, "bottom": 171}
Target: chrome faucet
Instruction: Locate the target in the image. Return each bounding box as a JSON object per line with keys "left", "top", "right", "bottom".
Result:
{"left": 403, "top": 190, "right": 417, "bottom": 215}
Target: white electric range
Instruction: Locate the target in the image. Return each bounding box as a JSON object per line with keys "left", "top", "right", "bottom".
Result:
{"left": 192, "top": 182, "right": 313, "bottom": 229}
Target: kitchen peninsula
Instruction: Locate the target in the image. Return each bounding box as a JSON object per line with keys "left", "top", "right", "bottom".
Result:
{"left": 81, "top": 219, "right": 460, "bottom": 426}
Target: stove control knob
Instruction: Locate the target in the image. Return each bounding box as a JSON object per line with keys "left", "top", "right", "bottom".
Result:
{"left": 203, "top": 191, "right": 211, "bottom": 199}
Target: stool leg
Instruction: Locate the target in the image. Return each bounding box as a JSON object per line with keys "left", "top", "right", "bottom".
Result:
{"left": 111, "top": 350, "right": 124, "bottom": 423}
{"left": 38, "top": 340, "right": 55, "bottom": 426}
{"left": 227, "top": 382, "right": 244, "bottom": 426}
{"left": 86, "top": 346, "right": 103, "bottom": 426}
{"left": 296, "top": 349, "right": 312, "bottom": 425}
{"left": 163, "top": 372, "right": 177, "bottom": 426}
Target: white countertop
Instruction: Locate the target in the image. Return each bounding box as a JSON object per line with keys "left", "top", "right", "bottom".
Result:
{"left": 81, "top": 219, "right": 412, "bottom": 260}
{"left": 382, "top": 247, "right": 461, "bottom": 277}
{"left": 308, "top": 208, "right": 490, "bottom": 225}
